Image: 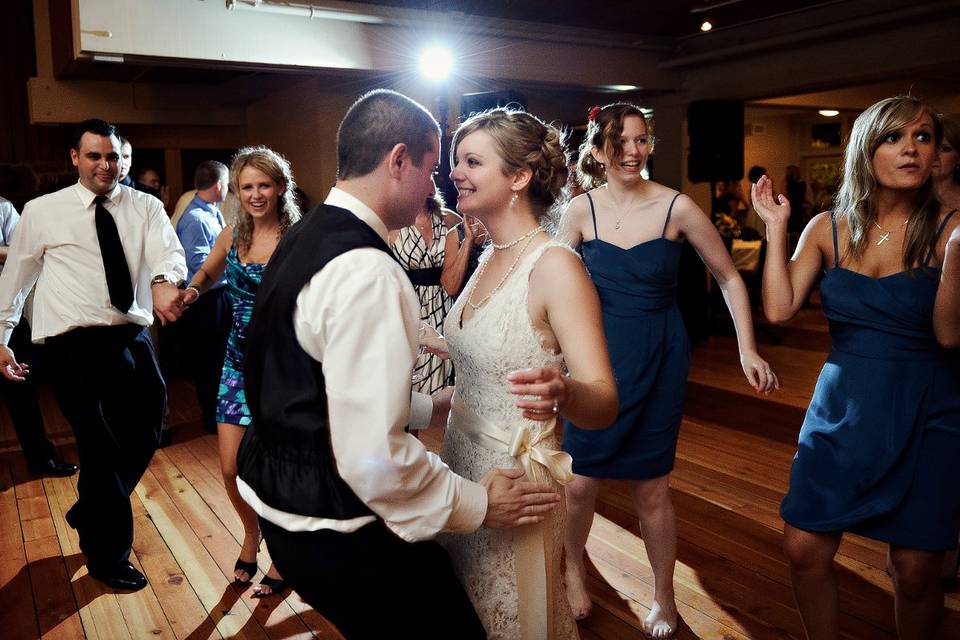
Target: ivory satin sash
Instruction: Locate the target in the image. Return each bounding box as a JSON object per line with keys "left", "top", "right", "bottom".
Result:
{"left": 451, "top": 398, "right": 573, "bottom": 640}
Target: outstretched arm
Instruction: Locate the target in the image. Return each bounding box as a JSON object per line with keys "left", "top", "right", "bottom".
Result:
{"left": 675, "top": 194, "right": 779, "bottom": 393}
{"left": 182, "top": 225, "right": 233, "bottom": 304}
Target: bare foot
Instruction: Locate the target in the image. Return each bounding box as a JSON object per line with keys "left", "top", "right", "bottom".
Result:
{"left": 252, "top": 565, "right": 285, "bottom": 597}
{"left": 644, "top": 599, "right": 678, "bottom": 639}
{"left": 565, "top": 563, "right": 592, "bottom": 620}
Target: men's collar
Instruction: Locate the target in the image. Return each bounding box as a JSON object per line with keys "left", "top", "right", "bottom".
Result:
{"left": 324, "top": 187, "right": 388, "bottom": 243}
{"left": 74, "top": 180, "right": 122, "bottom": 208}
{"left": 189, "top": 193, "right": 218, "bottom": 213}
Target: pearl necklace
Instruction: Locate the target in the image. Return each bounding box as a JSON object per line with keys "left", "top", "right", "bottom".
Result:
{"left": 492, "top": 225, "right": 544, "bottom": 250}
{"left": 467, "top": 228, "right": 543, "bottom": 310}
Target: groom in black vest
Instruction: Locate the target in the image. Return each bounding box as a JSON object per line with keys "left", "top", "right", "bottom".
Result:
{"left": 236, "top": 90, "right": 561, "bottom": 638}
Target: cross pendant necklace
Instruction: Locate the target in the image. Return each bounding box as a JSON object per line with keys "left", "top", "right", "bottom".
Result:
{"left": 873, "top": 217, "right": 908, "bottom": 246}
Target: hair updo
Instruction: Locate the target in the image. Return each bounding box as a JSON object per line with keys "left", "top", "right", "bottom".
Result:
{"left": 577, "top": 103, "right": 651, "bottom": 190}
{"left": 451, "top": 107, "right": 569, "bottom": 227}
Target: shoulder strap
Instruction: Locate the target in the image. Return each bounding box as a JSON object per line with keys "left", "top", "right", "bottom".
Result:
{"left": 662, "top": 192, "right": 681, "bottom": 238}
{"left": 830, "top": 212, "right": 840, "bottom": 268}
{"left": 585, "top": 192, "right": 599, "bottom": 240}
{"left": 926, "top": 208, "right": 958, "bottom": 266}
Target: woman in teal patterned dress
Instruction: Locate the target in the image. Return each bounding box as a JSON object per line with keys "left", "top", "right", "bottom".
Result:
{"left": 182, "top": 146, "right": 301, "bottom": 597}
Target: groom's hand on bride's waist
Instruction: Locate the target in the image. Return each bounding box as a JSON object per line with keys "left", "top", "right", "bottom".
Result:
{"left": 480, "top": 468, "right": 560, "bottom": 529}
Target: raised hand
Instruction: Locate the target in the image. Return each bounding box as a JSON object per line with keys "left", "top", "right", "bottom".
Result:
{"left": 751, "top": 174, "right": 791, "bottom": 228}
{"left": 481, "top": 467, "right": 560, "bottom": 528}
{"left": 740, "top": 350, "right": 780, "bottom": 394}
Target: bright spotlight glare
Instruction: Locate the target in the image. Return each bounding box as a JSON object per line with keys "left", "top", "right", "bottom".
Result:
{"left": 419, "top": 45, "right": 453, "bottom": 81}
{"left": 818, "top": 109, "right": 840, "bottom": 117}
{"left": 700, "top": 20, "right": 713, "bottom": 32}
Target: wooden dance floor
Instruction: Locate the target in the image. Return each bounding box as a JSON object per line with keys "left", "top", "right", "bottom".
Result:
{"left": 2, "top": 310, "right": 959, "bottom": 639}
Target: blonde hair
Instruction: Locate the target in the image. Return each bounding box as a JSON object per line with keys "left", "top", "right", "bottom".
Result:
{"left": 577, "top": 103, "right": 651, "bottom": 190}
{"left": 833, "top": 95, "right": 942, "bottom": 270}
{"left": 230, "top": 146, "right": 301, "bottom": 255}
{"left": 451, "top": 108, "right": 568, "bottom": 228}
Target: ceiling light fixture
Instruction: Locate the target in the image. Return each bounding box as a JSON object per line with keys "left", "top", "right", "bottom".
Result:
{"left": 818, "top": 109, "right": 840, "bottom": 117}
{"left": 700, "top": 20, "right": 713, "bottom": 32}
{"left": 419, "top": 45, "right": 454, "bottom": 82}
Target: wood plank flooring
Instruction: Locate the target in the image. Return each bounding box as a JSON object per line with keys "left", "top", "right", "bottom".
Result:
{"left": 1, "top": 310, "right": 958, "bottom": 639}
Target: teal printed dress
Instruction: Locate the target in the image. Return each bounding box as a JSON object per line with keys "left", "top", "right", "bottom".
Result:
{"left": 216, "top": 247, "right": 266, "bottom": 426}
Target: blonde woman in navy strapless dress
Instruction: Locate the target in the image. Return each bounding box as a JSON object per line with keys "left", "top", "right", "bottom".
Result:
{"left": 756, "top": 96, "right": 960, "bottom": 640}
{"left": 182, "top": 146, "right": 301, "bottom": 598}
{"left": 558, "top": 103, "right": 779, "bottom": 638}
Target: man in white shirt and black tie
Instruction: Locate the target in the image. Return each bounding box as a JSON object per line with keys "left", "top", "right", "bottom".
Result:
{"left": 236, "top": 90, "right": 560, "bottom": 638}
{"left": 0, "top": 119, "right": 187, "bottom": 591}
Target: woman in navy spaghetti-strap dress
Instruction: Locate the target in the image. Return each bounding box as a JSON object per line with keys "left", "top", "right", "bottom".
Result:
{"left": 754, "top": 95, "right": 960, "bottom": 640}
{"left": 182, "top": 146, "right": 302, "bottom": 598}
{"left": 558, "top": 103, "right": 779, "bottom": 638}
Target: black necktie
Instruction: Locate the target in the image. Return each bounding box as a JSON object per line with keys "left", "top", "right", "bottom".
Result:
{"left": 94, "top": 195, "right": 134, "bottom": 312}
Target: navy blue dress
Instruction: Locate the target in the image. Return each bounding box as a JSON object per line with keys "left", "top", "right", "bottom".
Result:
{"left": 780, "top": 211, "right": 960, "bottom": 550}
{"left": 563, "top": 192, "right": 690, "bottom": 479}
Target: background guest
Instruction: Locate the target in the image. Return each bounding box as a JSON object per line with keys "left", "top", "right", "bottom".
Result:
{"left": 0, "top": 194, "right": 76, "bottom": 477}
{"left": 389, "top": 193, "right": 454, "bottom": 394}
{"left": 169, "top": 161, "right": 232, "bottom": 435}
{"left": 182, "top": 146, "right": 301, "bottom": 597}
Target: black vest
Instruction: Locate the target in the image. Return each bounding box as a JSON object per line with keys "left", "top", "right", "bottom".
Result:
{"left": 237, "top": 204, "right": 393, "bottom": 519}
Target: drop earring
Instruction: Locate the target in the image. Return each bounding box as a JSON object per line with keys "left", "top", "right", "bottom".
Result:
{"left": 510, "top": 192, "right": 519, "bottom": 208}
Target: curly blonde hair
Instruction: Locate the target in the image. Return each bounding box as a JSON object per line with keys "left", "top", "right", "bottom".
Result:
{"left": 834, "top": 95, "right": 942, "bottom": 270}
{"left": 230, "top": 146, "right": 302, "bottom": 255}
{"left": 451, "top": 108, "right": 569, "bottom": 228}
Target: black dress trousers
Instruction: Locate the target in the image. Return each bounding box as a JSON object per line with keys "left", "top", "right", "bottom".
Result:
{"left": 46, "top": 324, "right": 165, "bottom": 573}
{"left": 260, "top": 518, "right": 487, "bottom": 640}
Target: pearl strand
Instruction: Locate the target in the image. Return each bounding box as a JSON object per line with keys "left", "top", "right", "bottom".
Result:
{"left": 467, "top": 228, "right": 543, "bottom": 311}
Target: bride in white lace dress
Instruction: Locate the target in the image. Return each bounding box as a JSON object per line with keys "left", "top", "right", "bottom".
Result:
{"left": 439, "top": 108, "right": 618, "bottom": 640}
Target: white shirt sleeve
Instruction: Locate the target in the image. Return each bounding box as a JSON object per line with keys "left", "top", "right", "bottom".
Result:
{"left": 0, "top": 201, "right": 19, "bottom": 246}
{"left": 0, "top": 200, "right": 42, "bottom": 344}
{"left": 142, "top": 197, "right": 187, "bottom": 283}
{"left": 294, "top": 248, "right": 487, "bottom": 542}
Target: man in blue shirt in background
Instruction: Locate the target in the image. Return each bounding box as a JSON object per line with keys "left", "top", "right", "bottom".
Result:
{"left": 171, "top": 161, "right": 231, "bottom": 434}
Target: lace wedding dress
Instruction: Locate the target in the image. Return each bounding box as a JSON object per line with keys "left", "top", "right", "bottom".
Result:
{"left": 440, "top": 240, "right": 580, "bottom": 640}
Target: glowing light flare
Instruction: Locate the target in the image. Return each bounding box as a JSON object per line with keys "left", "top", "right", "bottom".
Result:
{"left": 418, "top": 45, "right": 454, "bottom": 81}
{"left": 700, "top": 20, "right": 713, "bottom": 32}
{"left": 818, "top": 109, "right": 840, "bottom": 117}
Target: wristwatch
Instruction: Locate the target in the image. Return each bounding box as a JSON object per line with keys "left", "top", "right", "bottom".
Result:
{"left": 150, "top": 274, "right": 179, "bottom": 287}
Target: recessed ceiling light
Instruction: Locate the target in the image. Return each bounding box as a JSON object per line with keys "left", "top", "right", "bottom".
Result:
{"left": 818, "top": 109, "right": 840, "bottom": 117}
{"left": 603, "top": 84, "right": 639, "bottom": 92}
{"left": 418, "top": 45, "right": 454, "bottom": 82}
{"left": 700, "top": 20, "right": 713, "bottom": 32}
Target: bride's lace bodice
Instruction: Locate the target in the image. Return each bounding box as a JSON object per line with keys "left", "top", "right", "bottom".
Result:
{"left": 439, "top": 239, "right": 578, "bottom": 640}
{"left": 444, "top": 241, "right": 565, "bottom": 427}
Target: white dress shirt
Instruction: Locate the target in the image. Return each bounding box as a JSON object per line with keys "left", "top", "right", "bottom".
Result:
{"left": 236, "top": 187, "right": 487, "bottom": 543}
{"left": 0, "top": 182, "right": 186, "bottom": 344}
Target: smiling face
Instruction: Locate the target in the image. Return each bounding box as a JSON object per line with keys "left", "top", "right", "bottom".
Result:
{"left": 871, "top": 112, "right": 936, "bottom": 191}
{"left": 592, "top": 114, "right": 649, "bottom": 185}
{"left": 237, "top": 166, "right": 282, "bottom": 221}
{"left": 450, "top": 130, "right": 516, "bottom": 218}
{"left": 71, "top": 132, "right": 121, "bottom": 196}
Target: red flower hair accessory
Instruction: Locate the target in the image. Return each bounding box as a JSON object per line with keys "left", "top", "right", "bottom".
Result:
{"left": 587, "top": 106, "right": 602, "bottom": 122}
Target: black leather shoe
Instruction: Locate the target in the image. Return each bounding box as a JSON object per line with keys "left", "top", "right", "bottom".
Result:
{"left": 27, "top": 457, "right": 78, "bottom": 477}
{"left": 88, "top": 561, "right": 148, "bottom": 591}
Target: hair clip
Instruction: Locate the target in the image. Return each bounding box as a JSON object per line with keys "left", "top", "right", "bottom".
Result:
{"left": 587, "top": 106, "right": 602, "bottom": 122}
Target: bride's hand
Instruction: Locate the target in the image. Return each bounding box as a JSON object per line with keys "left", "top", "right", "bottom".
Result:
{"left": 507, "top": 365, "right": 567, "bottom": 421}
